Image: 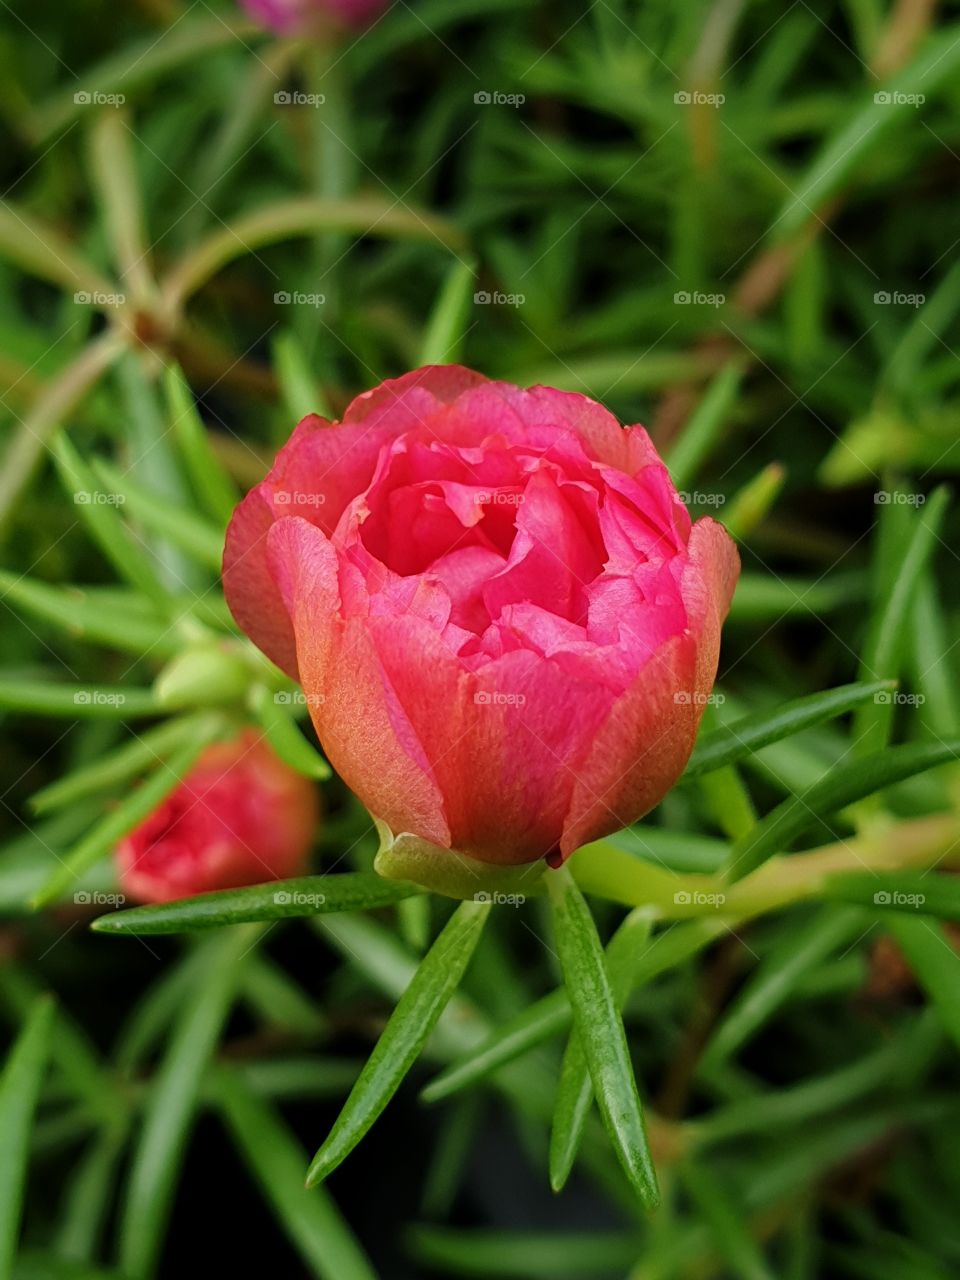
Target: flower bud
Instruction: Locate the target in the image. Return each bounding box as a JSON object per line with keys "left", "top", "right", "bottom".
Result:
{"left": 224, "top": 366, "right": 739, "bottom": 871}
{"left": 117, "top": 730, "right": 318, "bottom": 903}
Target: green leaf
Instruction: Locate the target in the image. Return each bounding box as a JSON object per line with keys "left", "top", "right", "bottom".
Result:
{"left": 0, "top": 678, "right": 162, "bottom": 720}
{"left": 213, "top": 1068, "right": 377, "bottom": 1280}
{"left": 162, "top": 196, "right": 466, "bottom": 314}
{"left": 823, "top": 871, "right": 960, "bottom": 920}
{"left": 164, "top": 364, "right": 240, "bottom": 526}
{"left": 409, "top": 1226, "right": 643, "bottom": 1278}
{"left": 305, "top": 898, "right": 491, "bottom": 1186}
{"left": 0, "top": 995, "right": 55, "bottom": 1280}
{"left": 421, "top": 918, "right": 723, "bottom": 1103}
{"left": 773, "top": 25, "right": 960, "bottom": 238}
{"left": 30, "top": 715, "right": 206, "bottom": 814}
{"left": 701, "top": 907, "right": 863, "bottom": 1070}
{"left": 33, "top": 729, "right": 219, "bottom": 908}
{"left": 29, "top": 13, "right": 260, "bottom": 142}
{"left": 50, "top": 433, "right": 170, "bottom": 611}
{"left": 727, "top": 739, "right": 960, "bottom": 882}
{"left": 87, "top": 110, "right": 153, "bottom": 307}
{"left": 886, "top": 915, "right": 960, "bottom": 1053}
{"left": 92, "top": 872, "right": 420, "bottom": 935}
{"left": 666, "top": 361, "right": 741, "bottom": 490}
{"left": 118, "top": 926, "right": 260, "bottom": 1279}
{"left": 681, "top": 1158, "right": 775, "bottom": 1280}
{"left": 91, "top": 458, "right": 225, "bottom": 571}
{"left": 727, "top": 571, "right": 867, "bottom": 622}
{"left": 419, "top": 258, "right": 478, "bottom": 365}
{"left": 0, "top": 332, "right": 126, "bottom": 541}
{"left": 250, "top": 685, "right": 331, "bottom": 780}
{"left": 723, "top": 463, "right": 785, "bottom": 541}
{"left": 685, "top": 681, "right": 895, "bottom": 778}
{"left": 545, "top": 865, "right": 659, "bottom": 1208}
{"left": 273, "top": 332, "right": 333, "bottom": 421}
{"left": 0, "top": 570, "right": 179, "bottom": 657}
{"left": 421, "top": 988, "right": 569, "bottom": 1104}
{"left": 550, "top": 908, "right": 653, "bottom": 1192}
{"left": 852, "top": 486, "right": 949, "bottom": 753}
{"left": 0, "top": 202, "right": 115, "bottom": 300}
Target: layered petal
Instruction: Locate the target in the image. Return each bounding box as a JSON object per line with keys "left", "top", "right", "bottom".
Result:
{"left": 223, "top": 364, "right": 741, "bottom": 873}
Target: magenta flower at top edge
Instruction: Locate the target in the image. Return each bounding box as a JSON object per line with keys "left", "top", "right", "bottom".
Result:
{"left": 241, "top": 0, "right": 388, "bottom": 34}
{"left": 223, "top": 365, "right": 740, "bottom": 868}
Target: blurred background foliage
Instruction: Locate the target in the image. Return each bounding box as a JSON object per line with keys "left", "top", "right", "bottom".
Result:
{"left": 2, "top": 0, "right": 960, "bottom": 1277}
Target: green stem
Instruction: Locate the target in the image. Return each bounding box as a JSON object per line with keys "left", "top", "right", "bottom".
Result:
{"left": 572, "top": 812, "right": 960, "bottom": 922}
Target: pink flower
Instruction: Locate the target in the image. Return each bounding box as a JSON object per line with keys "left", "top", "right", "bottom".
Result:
{"left": 241, "top": 0, "right": 388, "bottom": 33}
{"left": 224, "top": 366, "right": 739, "bottom": 868}
{"left": 117, "top": 730, "right": 318, "bottom": 903}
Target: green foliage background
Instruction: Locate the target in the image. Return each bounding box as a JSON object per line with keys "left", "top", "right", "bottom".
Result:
{"left": 2, "top": 1, "right": 960, "bottom": 1277}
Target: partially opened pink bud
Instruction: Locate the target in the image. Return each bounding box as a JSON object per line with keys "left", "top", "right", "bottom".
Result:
{"left": 241, "top": 0, "right": 388, "bottom": 33}
{"left": 117, "top": 730, "right": 318, "bottom": 903}
{"left": 224, "top": 366, "right": 739, "bottom": 870}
